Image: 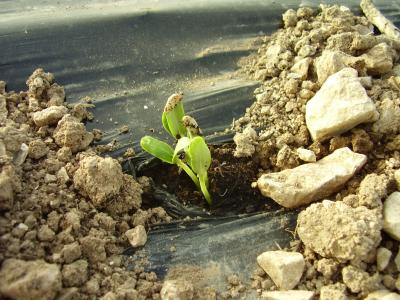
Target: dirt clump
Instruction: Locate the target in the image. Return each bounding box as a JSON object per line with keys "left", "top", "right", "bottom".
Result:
{"left": 0, "top": 69, "right": 170, "bottom": 299}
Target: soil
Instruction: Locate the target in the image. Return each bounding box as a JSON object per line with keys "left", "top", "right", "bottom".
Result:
{"left": 140, "top": 143, "right": 280, "bottom": 216}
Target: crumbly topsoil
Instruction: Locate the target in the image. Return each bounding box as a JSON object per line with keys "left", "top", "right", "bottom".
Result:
{"left": 3, "top": 2, "right": 400, "bottom": 300}
{"left": 0, "top": 69, "right": 171, "bottom": 300}
{"left": 232, "top": 3, "right": 400, "bottom": 299}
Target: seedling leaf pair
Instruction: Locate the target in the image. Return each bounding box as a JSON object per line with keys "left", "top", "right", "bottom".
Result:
{"left": 140, "top": 94, "right": 212, "bottom": 204}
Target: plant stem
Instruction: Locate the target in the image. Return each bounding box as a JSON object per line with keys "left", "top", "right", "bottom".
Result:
{"left": 199, "top": 176, "right": 212, "bottom": 205}
{"left": 176, "top": 159, "right": 200, "bottom": 189}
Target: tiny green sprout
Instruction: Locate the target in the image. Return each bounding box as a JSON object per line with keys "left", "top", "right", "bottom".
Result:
{"left": 140, "top": 94, "right": 212, "bottom": 204}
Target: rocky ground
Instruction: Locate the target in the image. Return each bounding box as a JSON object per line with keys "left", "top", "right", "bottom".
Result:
{"left": 232, "top": 2, "right": 400, "bottom": 300}
{"left": 2, "top": 1, "right": 400, "bottom": 300}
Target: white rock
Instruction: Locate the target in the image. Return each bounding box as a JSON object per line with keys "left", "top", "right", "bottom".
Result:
{"left": 125, "top": 225, "right": 147, "bottom": 247}
{"left": 257, "top": 251, "right": 304, "bottom": 290}
{"left": 365, "top": 290, "right": 400, "bottom": 300}
{"left": 160, "top": 280, "right": 194, "bottom": 300}
{"left": 261, "top": 290, "right": 314, "bottom": 300}
{"left": 320, "top": 283, "right": 348, "bottom": 300}
{"left": 306, "top": 68, "right": 378, "bottom": 142}
{"left": 290, "top": 57, "right": 312, "bottom": 80}
{"left": 257, "top": 147, "right": 366, "bottom": 208}
{"left": 394, "top": 247, "right": 400, "bottom": 271}
{"left": 32, "top": 106, "right": 68, "bottom": 127}
{"left": 377, "top": 247, "right": 392, "bottom": 271}
{"left": 13, "top": 143, "right": 29, "bottom": 166}
{"left": 383, "top": 192, "right": 400, "bottom": 241}
{"left": 315, "top": 50, "right": 363, "bottom": 84}
{"left": 361, "top": 43, "right": 394, "bottom": 75}
{"left": 394, "top": 170, "right": 400, "bottom": 190}
{"left": 296, "top": 148, "right": 316, "bottom": 162}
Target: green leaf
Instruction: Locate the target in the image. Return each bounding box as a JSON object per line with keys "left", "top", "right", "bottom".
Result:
{"left": 186, "top": 136, "right": 211, "bottom": 176}
{"left": 140, "top": 136, "right": 174, "bottom": 164}
{"left": 172, "top": 137, "right": 191, "bottom": 163}
{"left": 161, "top": 112, "right": 171, "bottom": 137}
{"left": 164, "top": 101, "right": 186, "bottom": 139}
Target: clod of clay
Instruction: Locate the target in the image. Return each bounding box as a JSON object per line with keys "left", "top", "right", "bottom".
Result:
{"left": 0, "top": 172, "right": 14, "bottom": 210}
{"left": 62, "top": 259, "right": 88, "bottom": 287}
{"left": 261, "top": 290, "right": 314, "bottom": 300}
{"left": 377, "top": 247, "right": 392, "bottom": 271}
{"left": 26, "top": 68, "right": 54, "bottom": 98}
{"left": 319, "top": 283, "right": 348, "bottom": 300}
{"left": 73, "top": 156, "right": 123, "bottom": 207}
{"left": 0, "top": 95, "right": 7, "bottom": 123}
{"left": 257, "top": 148, "right": 366, "bottom": 208}
{"left": 306, "top": 68, "right": 378, "bottom": 142}
{"left": 257, "top": 251, "right": 305, "bottom": 290}
{"left": 0, "top": 259, "right": 62, "bottom": 300}
{"left": 372, "top": 99, "right": 400, "bottom": 135}
{"left": 383, "top": 192, "right": 400, "bottom": 241}
{"left": 53, "top": 115, "right": 93, "bottom": 153}
{"left": 342, "top": 265, "right": 382, "bottom": 295}
{"left": 233, "top": 126, "right": 258, "bottom": 157}
{"left": 297, "top": 200, "right": 382, "bottom": 261}
{"left": 28, "top": 139, "right": 49, "bottom": 159}
{"left": 160, "top": 280, "right": 194, "bottom": 300}
{"left": 125, "top": 225, "right": 147, "bottom": 247}
{"left": 32, "top": 106, "right": 68, "bottom": 127}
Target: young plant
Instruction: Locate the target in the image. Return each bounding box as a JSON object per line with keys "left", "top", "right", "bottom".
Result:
{"left": 140, "top": 93, "right": 212, "bottom": 204}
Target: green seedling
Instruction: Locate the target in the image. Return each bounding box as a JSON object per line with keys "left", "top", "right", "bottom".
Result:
{"left": 140, "top": 93, "right": 212, "bottom": 204}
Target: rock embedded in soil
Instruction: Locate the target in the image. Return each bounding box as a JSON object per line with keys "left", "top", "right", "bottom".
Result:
{"left": 306, "top": 68, "right": 378, "bottom": 142}
{"left": 257, "top": 147, "right": 366, "bottom": 208}
{"left": 32, "top": 106, "right": 68, "bottom": 127}
{"left": 261, "top": 290, "right": 314, "bottom": 300}
{"left": 361, "top": 43, "right": 394, "bottom": 75}
{"left": 383, "top": 192, "right": 400, "bottom": 241}
{"left": 296, "top": 147, "right": 316, "bottom": 162}
{"left": 377, "top": 247, "right": 392, "bottom": 271}
{"left": 365, "top": 290, "right": 400, "bottom": 300}
{"left": 62, "top": 259, "right": 88, "bottom": 287}
{"left": 160, "top": 280, "right": 194, "bottom": 300}
{"left": 0, "top": 171, "right": 14, "bottom": 210}
{"left": 256, "top": 251, "right": 305, "bottom": 290}
{"left": 319, "top": 283, "right": 348, "bottom": 300}
{"left": 0, "top": 259, "right": 62, "bottom": 300}
{"left": 73, "top": 155, "right": 123, "bottom": 207}
{"left": 372, "top": 99, "right": 400, "bottom": 135}
{"left": 125, "top": 225, "right": 147, "bottom": 248}
{"left": 297, "top": 200, "right": 381, "bottom": 262}
{"left": 53, "top": 115, "right": 93, "bottom": 153}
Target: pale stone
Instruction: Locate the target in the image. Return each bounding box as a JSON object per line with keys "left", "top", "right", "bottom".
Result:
{"left": 290, "top": 57, "right": 312, "bottom": 80}
{"left": 125, "top": 225, "right": 147, "bottom": 247}
{"left": 320, "top": 283, "right": 348, "bottom": 300}
{"left": 306, "top": 68, "right": 378, "bottom": 142}
{"left": 394, "top": 247, "right": 400, "bottom": 271}
{"left": 257, "top": 251, "right": 304, "bottom": 290}
{"left": 160, "top": 280, "right": 194, "bottom": 300}
{"left": 261, "top": 290, "right": 314, "bottom": 300}
{"left": 377, "top": 247, "right": 392, "bottom": 271}
{"left": 296, "top": 148, "right": 316, "bottom": 162}
{"left": 361, "top": 43, "right": 394, "bottom": 75}
{"left": 315, "top": 50, "right": 364, "bottom": 84}
{"left": 57, "top": 167, "right": 70, "bottom": 184}
{"left": 372, "top": 99, "right": 400, "bottom": 135}
{"left": 365, "top": 290, "right": 400, "bottom": 300}
{"left": 13, "top": 143, "right": 29, "bottom": 166}
{"left": 394, "top": 170, "right": 400, "bottom": 190}
{"left": 32, "top": 106, "right": 68, "bottom": 127}
{"left": 257, "top": 148, "right": 366, "bottom": 208}
{"left": 383, "top": 192, "right": 400, "bottom": 241}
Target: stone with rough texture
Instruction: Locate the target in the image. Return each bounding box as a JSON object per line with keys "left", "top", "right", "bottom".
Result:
{"left": 361, "top": 43, "right": 393, "bottom": 75}
{"left": 160, "top": 280, "right": 194, "bottom": 300}
{"left": 377, "top": 247, "right": 392, "bottom": 271}
{"left": 383, "top": 192, "right": 400, "bottom": 241}
{"left": 342, "top": 265, "right": 382, "bottom": 294}
{"left": 125, "top": 225, "right": 147, "bottom": 247}
{"left": 296, "top": 148, "right": 316, "bottom": 162}
{"left": 290, "top": 57, "right": 312, "bottom": 80}
{"left": 306, "top": 68, "right": 378, "bottom": 141}
{"left": 320, "top": 283, "right": 348, "bottom": 300}
{"left": 257, "top": 147, "right": 366, "bottom": 208}
{"left": 315, "top": 50, "right": 364, "bottom": 84}
{"left": 261, "top": 290, "right": 314, "bottom": 300}
{"left": 372, "top": 99, "right": 400, "bottom": 135}
{"left": 73, "top": 156, "right": 123, "bottom": 207}
{"left": 0, "top": 259, "right": 62, "bottom": 300}
{"left": 297, "top": 200, "right": 382, "bottom": 261}
{"left": 257, "top": 251, "right": 304, "bottom": 290}
{"left": 32, "top": 106, "right": 68, "bottom": 127}
{"left": 395, "top": 248, "right": 400, "bottom": 271}
{"left": 365, "top": 290, "right": 400, "bottom": 300}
